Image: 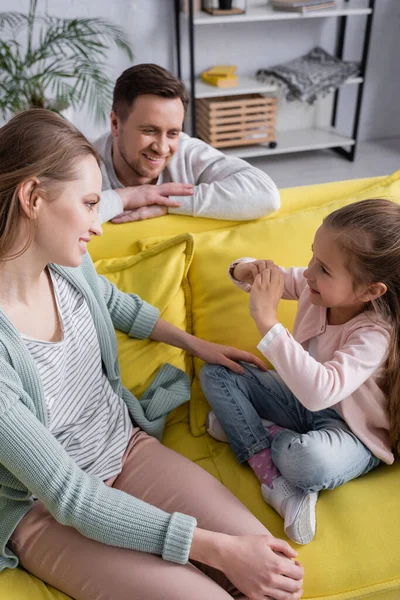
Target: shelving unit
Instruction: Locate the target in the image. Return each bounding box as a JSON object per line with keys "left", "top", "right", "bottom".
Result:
{"left": 192, "top": 75, "right": 363, "bottom": 99}
{"left": 192, "top": 2, "right": 372, "bottom": 24}
{"left": 174, "top": 0, "right": 375, "bottom": 162}
{"left": 224, "top": 128, "right": 355, "bottom": 158}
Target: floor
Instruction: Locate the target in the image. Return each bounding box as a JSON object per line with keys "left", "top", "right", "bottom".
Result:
{"left": 248, "top": 136, "right": 400, "bottom": 189}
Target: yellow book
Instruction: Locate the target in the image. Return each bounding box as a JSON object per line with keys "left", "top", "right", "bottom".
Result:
{"left": 203, "top": 65, "right": 237, "bottom": 77}
{"left": 201, "top": 72, "right": 238, "bottom": 88}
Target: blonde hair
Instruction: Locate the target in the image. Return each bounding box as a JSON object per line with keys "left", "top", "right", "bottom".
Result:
{"left": 324, "top": 199, "right": 400, "bottom": 454}
{"left": 0, "top": 109, "right": 100, "bottom": 259}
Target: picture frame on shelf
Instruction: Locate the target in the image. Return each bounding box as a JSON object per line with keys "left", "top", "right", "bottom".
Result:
{"left": 202, "top": 0, "right": 247, "bottom": 16}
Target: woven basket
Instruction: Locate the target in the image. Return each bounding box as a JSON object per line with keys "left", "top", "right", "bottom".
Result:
{"left": 196, "top": 93, "right": 277, "bottom": 148}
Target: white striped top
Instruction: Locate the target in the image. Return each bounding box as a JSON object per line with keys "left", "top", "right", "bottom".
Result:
{"left": 22, "top": 270, "right": 132, "bottom": 481}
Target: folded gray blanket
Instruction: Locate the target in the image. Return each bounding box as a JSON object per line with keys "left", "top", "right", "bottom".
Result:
{"left": 256, "top": 46, "right": 360, "bottom": 104}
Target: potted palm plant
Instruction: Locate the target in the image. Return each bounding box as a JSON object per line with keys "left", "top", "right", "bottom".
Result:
{"left": 0, "top": 0, "right": 133, "bottom": 123}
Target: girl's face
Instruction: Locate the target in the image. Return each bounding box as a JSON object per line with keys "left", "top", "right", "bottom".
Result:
{"left": 303, "top": 224, "right": 366, "bottom": 316}
{"left": 33, "top": 155, "right": 103, "bottom": 267}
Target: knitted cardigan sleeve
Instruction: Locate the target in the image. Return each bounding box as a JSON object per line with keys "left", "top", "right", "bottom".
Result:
{"left": 0, "top": 390, "right": 196, "bottom": 564}
{"left": 97, "top": 274, "right": 160, "bottom": 339}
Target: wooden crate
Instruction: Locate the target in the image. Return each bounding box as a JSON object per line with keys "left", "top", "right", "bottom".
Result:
{"left": 196, "top": 94, "right": 277, "bottom": 149}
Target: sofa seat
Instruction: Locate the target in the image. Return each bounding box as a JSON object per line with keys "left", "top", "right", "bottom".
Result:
{"left": 2, "top": 171, "right": 400, "bottom": 600}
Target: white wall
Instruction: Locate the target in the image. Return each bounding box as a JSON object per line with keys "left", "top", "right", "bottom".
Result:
{"left": 1, "top": 0, "right": 399, "bottom": 143}
{"left": 357, "top": 0, "right": 400, "bottom": 140}
{"left": 55, "top": 0, "right": 177, "bottom": 139}
{"left": 0, "top": 0, "right": 176, "bottom": 140}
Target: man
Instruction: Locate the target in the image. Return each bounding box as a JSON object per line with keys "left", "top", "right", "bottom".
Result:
{"left": 95, "top": 63, "right": 280, "bottom": 224}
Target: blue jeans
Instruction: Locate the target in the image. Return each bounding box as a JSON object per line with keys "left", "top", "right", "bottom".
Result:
{"left": 200, "top": 363, "right": 381, "bottom": 492}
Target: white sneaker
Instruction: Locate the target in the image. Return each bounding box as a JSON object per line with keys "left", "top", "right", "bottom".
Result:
{"left": 261, "top": 418, "right": 276, "bottom": 429}
{"left": 262, "top": 476, "right": 318, "bottom": 545}
{"left": 206, "top": 411, "right": 228, "bottom": 442}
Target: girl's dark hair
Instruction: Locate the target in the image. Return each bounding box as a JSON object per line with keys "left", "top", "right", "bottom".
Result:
{"left": 324, "top": 198, "right": 400, "bottom": 454}
{"left": 0, "top": 108, "right": 100, "bottom": 259}
{"left": 112, "top": 63, "right": 189, "bottom": 121}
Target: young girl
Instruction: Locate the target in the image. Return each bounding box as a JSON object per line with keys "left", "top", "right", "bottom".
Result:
{"left": 0, "top": 109, "right": 304, "bottom": 600}
{"left": 201, "top": 198, "right": 399, "bottom": 545}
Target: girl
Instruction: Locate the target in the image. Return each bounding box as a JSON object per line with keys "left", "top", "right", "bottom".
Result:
{"left": 0, "top": 110, "right": 304, "bottom": 600}
{"left": 201, "top": 198, "right": 399, "bottom": 546}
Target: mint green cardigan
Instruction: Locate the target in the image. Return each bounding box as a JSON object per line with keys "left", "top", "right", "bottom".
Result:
{"left": 0, "top": 253, "right": 196, "bottom": 571}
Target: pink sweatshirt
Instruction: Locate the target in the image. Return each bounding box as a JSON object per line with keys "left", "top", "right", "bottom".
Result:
{"left": 230, "top": 260, "right": 393, "bottom": 464}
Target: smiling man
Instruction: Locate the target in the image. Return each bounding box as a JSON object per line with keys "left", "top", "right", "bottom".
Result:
{"left": 94, "top": 64, "right": 280, "bottom": 224}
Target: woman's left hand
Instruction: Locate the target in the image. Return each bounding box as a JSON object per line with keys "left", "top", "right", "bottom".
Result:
{"left": 191, "top": 338, "right": 267, "bottom": 374}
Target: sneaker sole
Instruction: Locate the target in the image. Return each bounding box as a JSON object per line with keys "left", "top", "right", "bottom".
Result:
{"left": 284, "top": 492, "right": 318, "bottom": 545}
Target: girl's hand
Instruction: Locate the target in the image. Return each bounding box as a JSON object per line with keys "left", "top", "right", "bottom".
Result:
{"left": 191, "top": 338, "right": 267, "bottom": 374}
{"left": 190, "top": 529, "right": 304, "bottom": 600}
{"left": 250, "top": 266, "right": 284, "bottom": 336}
{"left": 234, "top": 260, "right": 276, "bottom": 285}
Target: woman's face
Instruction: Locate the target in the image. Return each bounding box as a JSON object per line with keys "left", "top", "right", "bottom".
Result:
{"left": 33, "top": 155, "right": 103, "bottom": 267}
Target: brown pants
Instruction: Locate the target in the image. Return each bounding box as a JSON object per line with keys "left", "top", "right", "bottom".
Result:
{"left": 9, "top": 428, "right": 270, "bottom": 600}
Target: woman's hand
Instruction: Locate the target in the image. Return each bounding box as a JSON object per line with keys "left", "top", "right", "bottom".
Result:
{"left": 150, "top": 320, "right": 266, "bottom": 373}
{"left": 250, "top": 266, "right": 284, "bottom": 337}
{"left": 191, "top": 338, "right": 267, "bottom": 374}
{"left": 234, "top": 260, "right": 276, "bottom": 285}
{"left": 190, "top": 528, "right": 304, "bottom": 600}
{"left": 221, "top": 534, "right": 304, "bottom": 600}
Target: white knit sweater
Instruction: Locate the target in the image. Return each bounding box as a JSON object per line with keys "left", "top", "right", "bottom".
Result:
{"left": 94, "top": 132, "right": 280, "bottom": 223}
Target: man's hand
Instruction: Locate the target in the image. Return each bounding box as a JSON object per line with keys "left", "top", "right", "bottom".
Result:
{"left": 111, "top": 205, "right": 169, "bottom": 223}
{"left": 112, "top": 183, "right": 193, "bottom": 223}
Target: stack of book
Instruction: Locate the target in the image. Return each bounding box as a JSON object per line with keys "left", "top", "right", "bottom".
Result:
{"left": 201, "top": 66, "right": 238, "bottom": 88}
{"left": 271, "top": 0, "right": 336, "bottom": 12}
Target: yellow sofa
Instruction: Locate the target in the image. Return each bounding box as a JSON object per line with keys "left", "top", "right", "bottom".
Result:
{"left": 2, "top": 171, "right": 400, "bottom": 600}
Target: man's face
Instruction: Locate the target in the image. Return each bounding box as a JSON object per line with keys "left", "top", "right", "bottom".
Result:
{"left": 111, "top": 94, "right": 184, "bottom": 184}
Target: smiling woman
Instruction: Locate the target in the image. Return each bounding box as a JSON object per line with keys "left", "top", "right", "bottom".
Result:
{"left": 0, "top": 110, "right": 101, "bottom": 262}
{"left": 22, "top": 160, "right": 103, "bottom": 269}
{"left": 0, "top": 109, "right": 304, "bottom": 600}
{"left": 0, "top": 109, "right": 103, "bottom": 338}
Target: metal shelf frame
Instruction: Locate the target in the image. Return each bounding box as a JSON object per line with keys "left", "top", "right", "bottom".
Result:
{"left": 174, "top": 0, "right": 376, "bottom": 162}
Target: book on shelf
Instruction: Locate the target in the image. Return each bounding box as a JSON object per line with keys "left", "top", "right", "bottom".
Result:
{"left": 201, "top": 65, "right": 239, "bottom": 88}
{"left": 271, "top": 0, "right": 334, "bottom": 5}
{"left": 201, "top": 73, "right": 239, "bottom": 88}
{"left": 202, "top": 65, "right": 237, "bottom": 77}
{"left": 271, "top": 0, "right": 336, "bottom": 11}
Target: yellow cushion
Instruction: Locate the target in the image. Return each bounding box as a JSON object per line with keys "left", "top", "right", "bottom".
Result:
{"left": 88, "top": 174, "right": 394, "bottom": 262}
{"left": 94, "top": 233, "right": 194, "bottom": 399}
{"left": 188, "top": 171, "right": 400, "bottom": 435}
{"left": 276, "top": 169, "right": 400, "bottom": 217}
{"left": 0, "top": 569, "right": 70, "bottom": 600}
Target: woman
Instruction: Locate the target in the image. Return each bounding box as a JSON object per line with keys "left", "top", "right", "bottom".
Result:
{"left": 0, "top": 109, "right": 303, "bottom": 600}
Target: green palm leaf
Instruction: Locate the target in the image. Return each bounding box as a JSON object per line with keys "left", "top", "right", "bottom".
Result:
{"left": 0, "top": 0, "right": 133, "bottom": 123}
{"left": 0, "top": 11, "right": 28, "bottom": 32}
